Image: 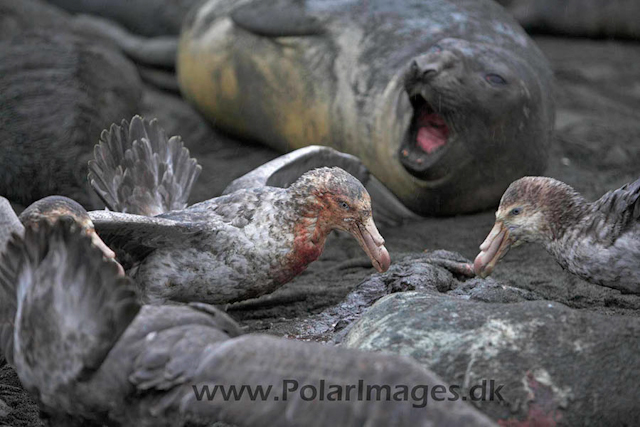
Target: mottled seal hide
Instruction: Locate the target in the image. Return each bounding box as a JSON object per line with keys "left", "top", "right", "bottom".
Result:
{"left": 0, "top": 0, "right": 142, "bottom": 208}
{"left": 178, "top": 0, "right": 554, "bottom": 215}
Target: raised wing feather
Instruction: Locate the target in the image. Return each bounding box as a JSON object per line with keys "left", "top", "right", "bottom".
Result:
{"left": 587, "top": 177, "right": 640, "bottom": 244}
{"left": 88, "top": 115, "right": 201, "bottom": 216}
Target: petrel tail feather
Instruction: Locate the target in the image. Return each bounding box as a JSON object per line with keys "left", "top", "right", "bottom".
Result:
{"left": 89, "top": 115, "right": 202, "bottom": 216}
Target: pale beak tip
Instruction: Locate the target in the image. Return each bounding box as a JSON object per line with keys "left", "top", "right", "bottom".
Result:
{"left": 376, "top": 245, "right": 391, "bottom": 273}
{"left": 473, "top": 252, "right": 488, "bottom": 278}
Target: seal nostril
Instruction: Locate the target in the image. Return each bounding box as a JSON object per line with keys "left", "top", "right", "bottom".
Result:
{"left": 422, "top": 69, "right": 437, "bottom": 80}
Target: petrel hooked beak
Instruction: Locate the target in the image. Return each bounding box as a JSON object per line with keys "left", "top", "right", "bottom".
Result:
{"left": 473, "top": 221, "right": 513, "bottom": 278}
{"left": 88, "top": 229, "right": 125, "bottom": 276}
{"left": 349, "top": 216, "right": 391, "bottom": 273}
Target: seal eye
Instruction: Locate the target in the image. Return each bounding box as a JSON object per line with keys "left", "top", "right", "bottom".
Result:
{"left": 339, "top": 201, "right": 350, "bottom": 210}
{"left": 485, "top": 74, "right": 507, "bottom": 85}
{"left": 510, "top": 207, "right": 522, "bottom": 216}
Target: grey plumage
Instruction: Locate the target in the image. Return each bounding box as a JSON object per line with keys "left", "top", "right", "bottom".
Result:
{"left": 0, "top": 218, "right": 496, "bottom": 426}
{"left": 587, "top": 177, "right": 640, "bottom": 245}
{"left": 0, "top": 219, "right": 138, "bottom": 377}
{"left": 0, "top": 197, "right": 23, "bottom": 253}
{"left": 89, "top": 115, "right": 202, "bottom": 216}
{"left": 475, "top": 176, "right": 640, "bottom": 294}
{"left": 223, "top": 144, "right": 420, "bottom": 224}
{"left": 88, "top": 117, "right": 391, "bottom": 305}
{"left": 548, "top": 177, "right": 640, "bottom": 293}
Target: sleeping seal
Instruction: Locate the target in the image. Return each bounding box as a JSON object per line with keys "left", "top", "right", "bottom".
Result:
{"left": 177, "top": 0, "right": 555, "bottom": 215}
{"left": 0, "top": 0, "right": 142, "bottom": 208}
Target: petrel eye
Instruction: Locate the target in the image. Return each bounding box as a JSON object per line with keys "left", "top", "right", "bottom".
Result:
{"left": 510, "top": 207, "right": 522, "bottom": 216}
{"left": 340, "top": 201, "right": 350, "bottom": 210}
{"left": 485, "top": 74, "right": 507, "bottom": 85}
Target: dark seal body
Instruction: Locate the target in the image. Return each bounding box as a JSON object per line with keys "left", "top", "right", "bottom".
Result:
{"left": 0, "top": 0, "right": 142, "bottom": 208}
{"left": 177, "top": 0, "right": 554, "bottom": 215}
{"left": 46, "top": 0, "right": 205, "bottom": 37}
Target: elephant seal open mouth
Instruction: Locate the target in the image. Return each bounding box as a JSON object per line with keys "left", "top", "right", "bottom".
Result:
{"left": 396, "top": 37, "right": 552, "bottom": 194}
{"left": 177, "top": 0, "right": 555, "bottom": 215}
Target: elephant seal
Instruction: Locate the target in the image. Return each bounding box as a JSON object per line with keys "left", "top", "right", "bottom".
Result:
{"left": 0, "top": 0, "right": 142, "bottom": 208}
{"left": 177, "top": 0, "right": 554, "bottom": 215}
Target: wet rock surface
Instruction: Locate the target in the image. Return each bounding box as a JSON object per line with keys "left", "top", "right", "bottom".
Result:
{"left": 342, "top": 292, "right": 640, "bottom": 426}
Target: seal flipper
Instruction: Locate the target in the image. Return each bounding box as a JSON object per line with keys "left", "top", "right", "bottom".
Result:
{"left": 89, "top": 116, "right": 202, "bottom": 217}
{"left": 72, "top": 14, "right": 178, "bottom": 68}
{"left": 230, "top": 1, "right": 325, "bottom": 37}
{"left": 0, "top": 220, "right": 140, "bottom": 393}
{"left": 223, "top": 145, "right": 420, "bottom": 225}
{"left": 223, "top": 146, "right": 368, "bottom": 194}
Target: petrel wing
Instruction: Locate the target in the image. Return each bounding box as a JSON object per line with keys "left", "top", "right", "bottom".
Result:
{"left": 0, "top": 220, "right": 139, "bottom": 397}
{"left": 89, "top": 210, "right": 207, "bottom": 265}
{"left": 88, "top": 115, "right": 201, "bottom": 217}
{"left": 588, "top": 177, "right": 640, "bottom": 243}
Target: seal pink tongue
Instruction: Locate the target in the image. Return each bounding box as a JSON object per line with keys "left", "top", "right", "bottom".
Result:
{"left": 416, "top": 112, "right": 449, "bottom": 154}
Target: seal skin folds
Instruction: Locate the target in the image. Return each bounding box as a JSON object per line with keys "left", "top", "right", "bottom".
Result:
{"left": 177, "top": 0, "right": 554, "bottom": 215}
